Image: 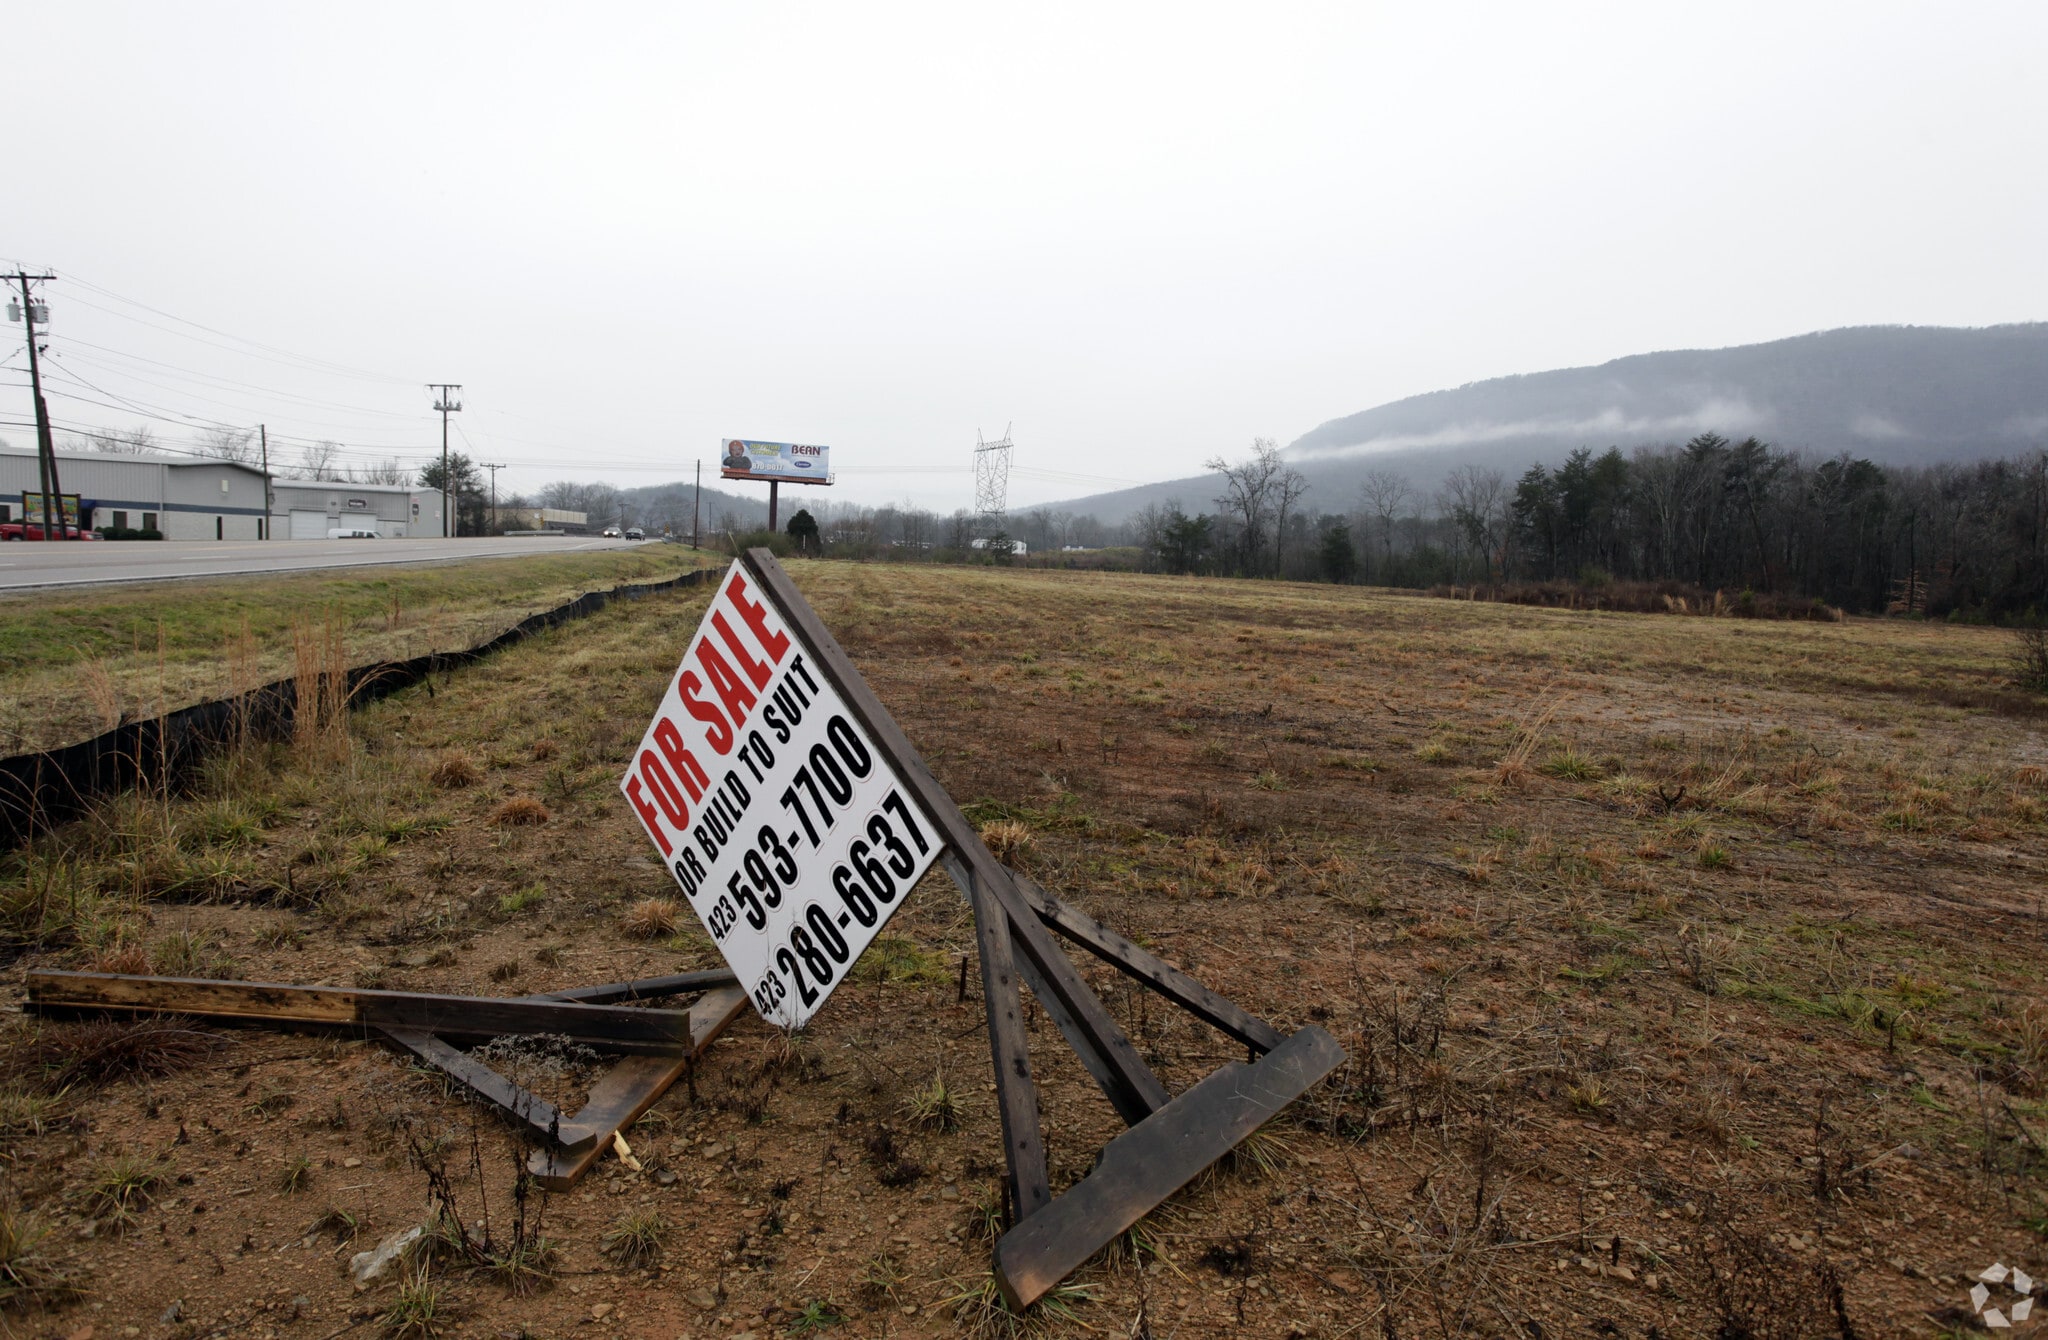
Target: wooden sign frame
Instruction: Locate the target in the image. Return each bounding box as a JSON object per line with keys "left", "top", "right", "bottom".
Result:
{"left": 738, "top": 548, "right": 1345, "bottom": 1309}
{"left": 25, "top": 550, "right": 1345, "bottom": 1309}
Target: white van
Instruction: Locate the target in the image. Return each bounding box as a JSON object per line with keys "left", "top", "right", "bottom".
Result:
{"left": 328, "top": 527, "right": 380, "bottom": 540}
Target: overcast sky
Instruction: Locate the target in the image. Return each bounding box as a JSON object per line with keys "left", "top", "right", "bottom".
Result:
{"left": 7, "top": 2, "right": 2045, "bottom": 510}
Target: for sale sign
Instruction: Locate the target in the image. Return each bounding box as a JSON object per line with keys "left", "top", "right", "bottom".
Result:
{"left": 620, "top": 561, "right": 939, "bottom": 1028}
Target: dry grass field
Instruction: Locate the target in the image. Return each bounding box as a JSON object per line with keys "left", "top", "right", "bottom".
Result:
{"left": 0, "top": 547, "right": 712, "bottom": 756}
{"left": 3, "top": 561, "right": 2047, "bottom": 1339}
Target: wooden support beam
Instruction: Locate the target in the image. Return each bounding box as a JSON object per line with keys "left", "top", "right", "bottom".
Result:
{"left": 991, "top": 1024, "right": 1346, "bottom": 1311}
{"left": 26, "top": 971, "right": 699, "bottom": 1053}
{"left": 1008, "top": 871, "right": 1285, "bottom": 1054}
{"left": 961, "top": 862, "right": 1052, "bottom": 1223}
{"left": 528, "top": 985, "right": 750, "bottom": 1189}
{"left": 381, "top": 1027, "right": 595, "bottom": 1153}
{"left": 943, "top": 852, "right": 1165, "bottom": 1128}
{"left": 747, "top": 550, "right": 1166, "bottom": 1127}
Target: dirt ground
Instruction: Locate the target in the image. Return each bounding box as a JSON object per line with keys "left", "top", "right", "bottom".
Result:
{"left": 4, "top": 561, "right": 2047, "bottom": 1339}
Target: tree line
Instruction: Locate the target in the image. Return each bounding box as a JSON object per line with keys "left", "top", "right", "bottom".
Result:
{"left": 1123, "top": 436, "right": 2048, "bottom": 619}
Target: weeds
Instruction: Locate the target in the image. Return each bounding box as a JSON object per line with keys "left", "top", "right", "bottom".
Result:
{"left": 941, "top": 1271, "right": 1091, "bottom": 1339}
{"left": 788, "top": 1299, "right": 843, "bottom": 1332}
{"left": 905, "top": 1071, "right": 962, "bottom": 1132}
{"left": 382, "top": 1266, "right": 454, "bottom": 1338}
{"left": 87, "top": 1154, "right": 166, "bottom": 1230}
{"left": 279, "top": 1152, "right": 315, "bottom": 1194}
{"left": 0, "top": 1206, "right": 84, "bottom": 1309}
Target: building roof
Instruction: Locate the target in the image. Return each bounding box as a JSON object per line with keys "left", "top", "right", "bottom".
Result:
{"left": 0, "top": 443, "right": 270, "bottom": 476}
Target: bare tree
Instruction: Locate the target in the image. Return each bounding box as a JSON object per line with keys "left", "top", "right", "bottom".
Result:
{"left": 300, "top": 440, "right": 343, "bottom": 480}
{"left": 195, "top": 426, "right": 257, "bottom": 464}
{"left": 70, "top": 424, "right": 159, "bottom": 455}
{"left": 1206, "top": 437, "right": 1287, "bottom": 574}
{"left": 1441, "top": 464, "right": 1509, "bottom": 582}
{"left": 1272, "top": 461, "right": 1309, "bottom": 574}
{"left": 347, "top": 458, "right": 412, "bottom": 486}
{"left": 1358, "top": 468, "right": 1411, "bottom": 567}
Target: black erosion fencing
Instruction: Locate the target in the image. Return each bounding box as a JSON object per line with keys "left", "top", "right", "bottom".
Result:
{"left": 0, "top": 567, "right": 719, "bottom": 851}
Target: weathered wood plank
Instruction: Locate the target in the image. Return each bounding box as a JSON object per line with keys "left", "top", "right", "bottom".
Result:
{"left": 1008, "top": 871, "right": 1285, "bottom": 1054}
{"left": 380, "top": 1027, "right": 595, "bottom": 1153}
{"left": 746, "top": 549, "right": 1167, "bottom": 1128}
{"left": 961, "top": 862, "right": 1052, "bottom": 1223}
{"left": 528, "top": 985, "right": 750, "bottom": 1189}
{"left": 991, "top": 1024, "right": 1347, "bottom": 1310}
{"left": 25, "top": 971, "right": 698, "bottom": 1052}
{"left": 531, "top": 967, "right": 736, "bottom": 1005}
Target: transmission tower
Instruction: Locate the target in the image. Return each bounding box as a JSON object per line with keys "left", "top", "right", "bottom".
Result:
{"left": 973, "top": 425, "right": 1013, "bottom": 535}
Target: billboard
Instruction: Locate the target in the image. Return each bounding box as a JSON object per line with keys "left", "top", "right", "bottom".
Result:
{"left": 719, "top": 439, "right": 831, "bottom": 485}
{"left": 21, "top": 493, "right": 81, "bottom": 526}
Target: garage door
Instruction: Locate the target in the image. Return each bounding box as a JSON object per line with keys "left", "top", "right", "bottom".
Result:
{"left": 290, "top": 510, "right": 330, "bottom": 539}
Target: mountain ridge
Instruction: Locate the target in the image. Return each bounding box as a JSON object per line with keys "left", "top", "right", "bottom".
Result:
{"left": 1043, "top": 323, "right": 2048, "bottom": 524}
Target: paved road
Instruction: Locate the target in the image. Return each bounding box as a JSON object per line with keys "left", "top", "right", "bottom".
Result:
{"left": 0, "top": 536, "right": 659, "bottom": 591}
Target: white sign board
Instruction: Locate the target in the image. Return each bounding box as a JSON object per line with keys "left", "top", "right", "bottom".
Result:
{"left": 620, "top": 561, "right": 938, "bottom": 1028}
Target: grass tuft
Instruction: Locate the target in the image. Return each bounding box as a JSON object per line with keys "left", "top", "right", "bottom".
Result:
{"left": 381, "top": 1266, "right": 454, "bottom": 1337}
{"left": 600, "top": 1210, "right": 666, "bottom": 1269}
{"left": 622, "top": 897, "right": 678, "bottom": 939}
{"left": 427, "top": 751, "right": 481, "bottom": 789}
{"left": 904, "top": 1071, "right": 962, "bottom": 1132}
{"left": 488, "top": 796, "right": 550, "bottom": 826}
{"left": 978, "top": 820, "right": 1033, "bottom": 867}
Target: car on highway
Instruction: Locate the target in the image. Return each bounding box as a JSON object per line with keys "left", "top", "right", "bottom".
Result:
{"left": 603, "top": 526, "right": 622, "bottom": 538}
{"left": 625, "top": 526, "right": 644, "bottom": 540}
{"left": 1, "top": 522, "right": 103, "bottom": 541}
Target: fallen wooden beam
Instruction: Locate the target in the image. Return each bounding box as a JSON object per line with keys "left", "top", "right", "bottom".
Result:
{"left": 25, "top": 970, "right": 699, "bottom": 1053}
{"left": 382, "top": 1026, "right": 595, "bottom": 1153}
{"left": 528, "top": 985, "right": 750, "bottom": 1189}
{"left": 532, "top": 967, "right": 736, "bottom": 1005}
{"left": 991, "top": 1023, "right": 1346, "bottom": 1310}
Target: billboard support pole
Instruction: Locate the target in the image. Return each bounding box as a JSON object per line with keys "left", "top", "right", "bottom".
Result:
{"left": 768, "top": 479, "right": 779, "bottom": 533}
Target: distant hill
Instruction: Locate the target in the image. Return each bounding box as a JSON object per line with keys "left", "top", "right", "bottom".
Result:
{"left": 1047, "top": 324, "right": 2048, "bottom": 524}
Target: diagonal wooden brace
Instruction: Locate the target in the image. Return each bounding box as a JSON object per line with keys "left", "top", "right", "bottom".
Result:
{"left": 1008, "top": 870, "right": 1284, "bottom": 1053}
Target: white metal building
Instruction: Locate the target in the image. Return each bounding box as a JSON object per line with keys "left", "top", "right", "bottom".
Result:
{"left": 268, "top": 480, "right": 443, "bottom": 539}
{"left": 0, "top": 444, "right": 270, "bottom": 540}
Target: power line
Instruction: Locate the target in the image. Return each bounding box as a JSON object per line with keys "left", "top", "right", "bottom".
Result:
{"left": 55, "top": 270, "right": 414, "bottom": 385}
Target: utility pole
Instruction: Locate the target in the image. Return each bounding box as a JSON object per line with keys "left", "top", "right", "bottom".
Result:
{"left": 428, "top": 383, "right": 461, "bottom": 537}
{"left": 259, "top": 424, "right": 271, "bottom": 539}
{"left": 481, "top": 461, "right": 505, "bottom": 534}
{"left": 693, "top": 459, "right": 701, "bottom": 550}
{"left": 7, "top": 272, "right": 67, "bottom": 539}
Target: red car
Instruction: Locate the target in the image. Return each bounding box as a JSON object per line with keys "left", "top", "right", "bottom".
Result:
{"left": 0, "top": 522, "right": 103, "bottom": 540}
